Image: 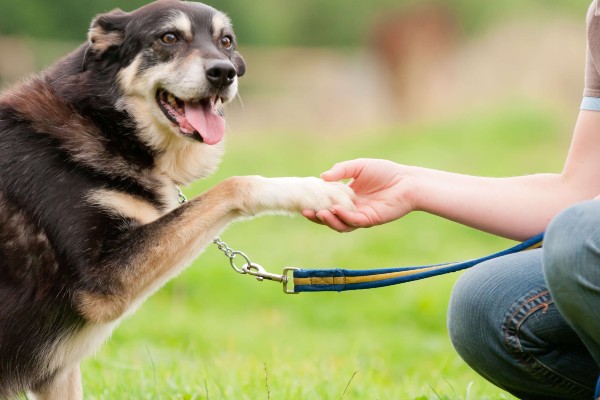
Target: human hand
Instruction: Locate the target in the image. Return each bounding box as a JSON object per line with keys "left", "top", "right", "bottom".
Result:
{"left": 302, "top": 158, "right": 417, "bottom": 232}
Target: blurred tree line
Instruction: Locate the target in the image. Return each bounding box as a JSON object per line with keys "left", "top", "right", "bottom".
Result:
{"left": 0, "top": 0, "right": 588, "bottom": 47}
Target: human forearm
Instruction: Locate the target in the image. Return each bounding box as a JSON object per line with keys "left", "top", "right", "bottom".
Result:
{"left": 410, "top": 111, "right": 600, "bottom": 240}
{"left": 409, "top": 168, "right": 584, "bottom": 241}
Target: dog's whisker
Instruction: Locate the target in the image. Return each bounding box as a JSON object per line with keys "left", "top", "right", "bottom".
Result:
{"left": 235, "top": 92, "right": 245, "bottom": 110}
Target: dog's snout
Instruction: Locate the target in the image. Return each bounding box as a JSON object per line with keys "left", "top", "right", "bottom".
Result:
{"left": 205, "top": 60, "right": 236, "bottom": 88}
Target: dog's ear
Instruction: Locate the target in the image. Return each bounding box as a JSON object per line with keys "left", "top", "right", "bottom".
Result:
{"left": 88, "top": 9, "right": 131, "bottom": 53}
{"left": 233, "top": 52, "right": 246, "bottom": 77}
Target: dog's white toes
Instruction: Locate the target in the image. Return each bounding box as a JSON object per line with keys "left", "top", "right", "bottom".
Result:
{"left": 300, "top": 177, "right": 356, "bottom": 212}
{"left": 243, "top": 176, "right": 356, "bottom": 216}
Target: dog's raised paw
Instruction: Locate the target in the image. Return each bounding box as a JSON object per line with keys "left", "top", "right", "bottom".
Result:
{"left": 240, "top": 176, "right": 356, "bottom": 216}
{"left": 294, "top": 177, "right": 356, "bottom": 212}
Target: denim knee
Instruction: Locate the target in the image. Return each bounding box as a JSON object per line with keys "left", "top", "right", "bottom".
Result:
{"left": 447, "top": 251, "right": 543, "bottom": 357}
{"left": 447, "top": 255, "right": 532, "bottom": 383}
{"left": 544, "top": 201, "right": 600, "bottom": 301}
{"left": 543, "top": 201, "right": 600, "bottom": 296}
{"left": 448, "top": 264, "right": 493, "bottom": 359}
{"left": 543, "top": 200, "right": 600, "bottom": 363}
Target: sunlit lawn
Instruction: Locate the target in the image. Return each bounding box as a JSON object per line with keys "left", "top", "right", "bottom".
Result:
{"left": 80, "top": 101, "right": 570, "bottom": 399}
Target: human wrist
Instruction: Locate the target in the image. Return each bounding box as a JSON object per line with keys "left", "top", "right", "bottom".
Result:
{"left": 394, "top": 164, "right": 423, "bottom": 213}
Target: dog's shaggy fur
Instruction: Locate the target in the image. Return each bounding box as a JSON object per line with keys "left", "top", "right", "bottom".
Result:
{"left": 0, "top": 1, "right": 353, "bottom": 398}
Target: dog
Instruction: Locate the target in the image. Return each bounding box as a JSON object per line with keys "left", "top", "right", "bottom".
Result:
{"left": 0, "top": 1, "right": 354, "bottom": 398}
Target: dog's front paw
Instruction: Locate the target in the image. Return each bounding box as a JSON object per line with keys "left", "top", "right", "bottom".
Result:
{"left": 236, "top": 176, "right": 355, "bottom": 216}
{"left": 293, "top": 177, "right": 356, "bottom": 213}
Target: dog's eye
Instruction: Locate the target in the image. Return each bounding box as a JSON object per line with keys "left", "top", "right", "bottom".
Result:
{"left": 161, "top": 33, "right": 178, "bottom": 45}
{"left": 220, "top": 36, "right": 233, "bottom": 50}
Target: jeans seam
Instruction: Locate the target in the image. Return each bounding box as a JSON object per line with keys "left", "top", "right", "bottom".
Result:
{"left": 503, "top": 288, "right": 592, "bottom": 395}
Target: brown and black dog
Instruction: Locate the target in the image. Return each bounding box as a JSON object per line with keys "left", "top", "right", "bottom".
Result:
{"left": 0, "top": 1, "right": 354, "bottom": 398}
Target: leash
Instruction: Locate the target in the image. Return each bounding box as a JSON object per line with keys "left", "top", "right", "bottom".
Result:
{"left": 176, "top": 186, "right": 544, "bottom": 294}
{"left": 211, "top": 233, "right": 544, "bottom": 294}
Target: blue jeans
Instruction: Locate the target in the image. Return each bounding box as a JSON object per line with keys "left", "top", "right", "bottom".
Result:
{"left": 448, "top": 200, "right": 600, "bottom": 399}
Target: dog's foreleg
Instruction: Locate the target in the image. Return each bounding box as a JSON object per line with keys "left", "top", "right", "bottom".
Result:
{"left": 28, "top": 365, "right": 82, "bottom": 400}
{"left": 75, "top": 176, "right": 354, "bottom": 324}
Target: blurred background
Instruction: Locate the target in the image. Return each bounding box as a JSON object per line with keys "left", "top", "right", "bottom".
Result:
{"left": 0, "top": 0, "right": 590, "bottom": 130}
{"left": 0, "top": 1, "right": 593, "bottom": 398}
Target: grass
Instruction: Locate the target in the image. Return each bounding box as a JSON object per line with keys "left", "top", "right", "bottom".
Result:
{"left": 80, "top": 100, "right": 570, "bottom": 399}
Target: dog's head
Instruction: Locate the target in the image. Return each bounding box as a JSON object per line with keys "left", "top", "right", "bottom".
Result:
{"left": 86, "top": 0, "right": 246, "bottom": 182}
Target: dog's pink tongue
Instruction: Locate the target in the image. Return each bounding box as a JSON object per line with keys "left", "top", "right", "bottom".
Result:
{"left": 184, "top": 102, "right": 225, "bottom": 145}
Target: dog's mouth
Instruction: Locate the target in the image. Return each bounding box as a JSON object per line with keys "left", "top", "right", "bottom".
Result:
{"left": 156, "top": 89, "right": 225, "bottom": 145}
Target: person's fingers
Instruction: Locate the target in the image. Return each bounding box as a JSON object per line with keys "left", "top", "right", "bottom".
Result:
{"left": 304, "top": 207, "right": 370, "bottom": 232}
{"left": 330, "top": 205, "right": 372, "bottom": 227}
{"left": 315, "top": 210, "right": 356, "bottom": 232}
{"left": 301, "top": 209, "right": 324, "bottom": 225}
{"left": 320, "top": 159, "right": 365, "bottom": 182}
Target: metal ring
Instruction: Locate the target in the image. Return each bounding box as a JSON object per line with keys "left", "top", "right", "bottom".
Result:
{"left": 229, "top": 251, "right": 252, "bottom": 274}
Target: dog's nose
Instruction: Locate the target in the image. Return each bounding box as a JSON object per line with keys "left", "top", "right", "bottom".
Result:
{"left": 205, "top": 60, "right": 236, "bottom": 88}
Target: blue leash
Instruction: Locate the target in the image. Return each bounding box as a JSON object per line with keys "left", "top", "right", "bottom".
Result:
{"left": 290, "top": 233, "right": 545, "bottom": 293}
{"left": 213, "top": 233, "right": 544, "bottom": 294}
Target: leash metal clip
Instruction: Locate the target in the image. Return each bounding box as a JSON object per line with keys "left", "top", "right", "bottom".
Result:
{"left": 241, "top": 264, "right": 299, "bottom": 294}
{"left": 213, "top": 237, "right": 299, "bottom": 294}
{"left": 242, "top": 263, "right": 284, "bottom": 282}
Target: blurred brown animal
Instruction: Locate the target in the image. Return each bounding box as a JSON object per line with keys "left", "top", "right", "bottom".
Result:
{"left": 370, "top": 3, "right": 460, "bottom": 116}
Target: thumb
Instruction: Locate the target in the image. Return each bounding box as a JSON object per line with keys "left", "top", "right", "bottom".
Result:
{"left": 321, "top": 159, "right": 364, "bottom": 182}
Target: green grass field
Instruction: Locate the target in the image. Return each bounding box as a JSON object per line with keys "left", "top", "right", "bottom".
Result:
{"left": 80, "top": 101, "right": 571, "bottom": 399}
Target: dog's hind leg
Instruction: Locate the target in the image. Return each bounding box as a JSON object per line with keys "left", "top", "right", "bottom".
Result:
{"left": 28, "top": 366, "right": 82, "bottom": 400}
